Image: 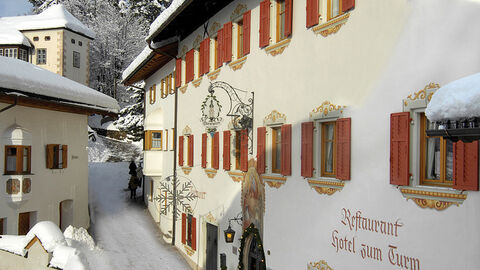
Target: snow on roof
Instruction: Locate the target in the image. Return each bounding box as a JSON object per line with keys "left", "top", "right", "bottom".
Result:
{"left": 121, "top": 46, "right": 153, "bottom": 82}
{"left": 425, "top": 72, "right": 480, "bottom": 121}
{"left": 25, "top": 221, "right": 67, "bottom": 253}
{"left": 0, "top": 27, "right": 32, "bottom": 47}
{"left": 0, "top": 235, "right": 28, "bottom": 256}
{"left": 0, "top": 4, "right": 95, "bottom": 39}
{"left": 50, "top": 245, "right": 86, "bottom": 270}
{"left": 146, "top": 0, "right": 190, "bottom": 42}
{"left": 0, "top": 56, "right": 119, "bottom": 113}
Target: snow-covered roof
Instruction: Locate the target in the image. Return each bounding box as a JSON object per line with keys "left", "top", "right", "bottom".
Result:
{"left": 0, "top": 56, "right": 119, "bottom": 113}
{"left": 146, "top": 0, "right": 191, "bottom": 42}
{"left": 0, "top": 4, "right": 95, "bottom": 39}
{"left": 426, "top": 72, "right": 480, "bottom": 121}
{"left": 121, "top": 46, "right": 153, "bottom": 82}
{"left": 25, "top": 221, "right": 67, "bottom": 253}
{"left": 0, "top": 27, "right": 32, "bottom": 47}
{"left": 0, "top": 235, "right": 28, "bottom": 256}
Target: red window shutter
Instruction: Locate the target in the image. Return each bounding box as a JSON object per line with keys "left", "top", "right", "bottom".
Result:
{"left": 217, "top": 28, "right": 224, "bottom": 69}
{"left": 223, "top": 22, "right": 232, "bottom": 63}
{"left": 213, "top": 132, "right": 219, "bottom": 169}
{"left": 281, "top": 124, "right": 292, "bottom": 176}
{"left": 336, "top": 118, "right": 351, "bottom": 180}
{"left": 306, "top": 0, "right": 319, "bottom": 28}
{"left": 181, "top": 213, "right": 186, "bottom": 244}
{"left": 342, "top": 0, "right": 355, "bottom": 12}
{"left": 240, "top": 129, "right": 248, "bottom": 172}
{"left": 453, "top": 141, "right": 479, "bottom": 191}
{"left": 203, "top": 38, "right": 210, "bottom": 74}
{"left": 175, "top": 58, "right": 182, "bottom": 87}
{"left": 284, "top": 0, "right": 293, "bottom": 37}
{"left": 243, "top": 10, "right": 251, "bottom": 56}
{"left": 257, "top": 127, "right": 266, "bottom": 174}
{"left": 191, "top": 217, "right": 197, "bottom": 250}
{"left": 199, "top": 40, "right": 205, "bottom": 75}
{"left": 223, "top": 131, "right": 231, "bottom": 170}
{"left": 62, "top": 145, "right": 68, "bottom": 169}
{"left": 259, "top": 0, "right": 270, "bottom": 48}
{"left": 301, "top": 122, "right": 314, "bottom": 178}
{"left": 179, "top": 136, "right": 184, "bottom": 166}
{"left": 186, "top": 49, "right": 194, "bottom": 82}
{"left": 390, "top": 112, "right": 410, "bottom": 186}
{"left": 188, "top": 135, "right": 194, "bottom": 167}
{"left": 202, "top": 133, "right": 207, "bottom": 168}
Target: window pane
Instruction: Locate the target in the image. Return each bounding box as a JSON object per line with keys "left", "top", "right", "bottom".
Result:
{"left": 152, "top": 132, "right": 162, "bottom": 148}
{"left": 23, "top": 147, "right": 29, "bottom": 171}
{"left": 58, "top": 146, "right": 63, "bottom": 169}
{"left": 274, "top": 128, "right": 281, "bottom": 171}
{"left": 6, "top": 148, "right": 17, "bottom": 172}
{"left": 445, "top": 139, "right": 453, "bottom": 181}
{"left": 425, "top": 137, "right": 441, "bottom": 180}
{"left": 332, "top": 0, "right": 340, "bottom": 18}
{"left": 325, "top": 141, "right": 334, "bottom": 173}
{"left": 323, "top": 123, "right": 335, "bottom": 175}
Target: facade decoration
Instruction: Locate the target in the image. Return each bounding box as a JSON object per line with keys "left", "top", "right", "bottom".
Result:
{"left": 400, "top": 188, "right": 466, "bottom": 211}
{"left": 193, "top": 77, "right": 203, "bottom": 88}
{"left": 262, "top": 175, "right": 287, "bottom": 189}
{"left": 204, "top": 168, "right": 217, "bottom": 178}
{"left": 182, "top": 125, "right": 192, "bottom": 136}
{"left": 184, "top": 245, "right": 195, "bottom": 256}
{"left": 179, "top": 85, "right": 188, "bottom": 93}
{"left": 205, "top": 212, "right": 217, "bottom": 224}
{"left": 403, "top": 82, "right": 440, "bottom": 109}
{"left": 207, "top": 69, "right": 220, "bottom": 80}
{"left": 230, "top": 4, "right": 248, "bottom": 21}
{"left": 313, "top": 13, "right": 350, "bottom": 37}
{"left": 193, "top": 35, "right": 203, "bottom": 49}
{"left": 309, "top": 101, "right": 345, "bottom": 119}
{"left": 200, "top": 89, "right": 223, "bottom": 133}
{"left": 307, "top": 260, "right": 333, "bottom": 270}
{"left": 181, "top": 167, "right": 192, "bottom": 175}
{"left": 263, "top": 110, "right": 286, "bottom": 126}
{"left": 308, "top": 179, "right": 345, "bottom": 196}
{"left": 228, "top": 171, "right": 245, "bottom": 182}
{"left": 209, "top": 22, "right": 221, "bottom": 36}
{"left": 241, "top": 159, "right": 265, "bottom": 232}
{"left": 265, "top": 38, "right": 291, "bottom": 56}
{"left": 238, "top": 223, "right": 266, "bottom": 270}
{"left": 156, "top": 175, "right": 199, "bottom": 218}
{"left": 180, "top": 45, "right": 188, "bottom": 57}
{"left": 228, "top": 56, "right": 247, "bottom": 71}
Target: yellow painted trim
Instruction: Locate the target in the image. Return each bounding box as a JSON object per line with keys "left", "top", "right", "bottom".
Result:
{"left": 228, "top": 56, "right": 247, "bottom": 71}
{"left": 265, "top": 38, "right": 291, "bottom": 56}
{"left": 313, "top": 13, "right": 350, "bottom": 37}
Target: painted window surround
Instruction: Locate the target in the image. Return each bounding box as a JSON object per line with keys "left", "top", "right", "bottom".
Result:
{"left": 180, "top": 126, "right": 194, "bottom": 175}
{"left": 202, "top": 132, "right": 219, "bottom": 178}
{"left": 306, "top": 0, "right": 355, "bottom": 37}
{"left": 226, "top": 126, "right": 248, "bottom": 183}
{"left": 260, "top": 0, "right": 293, "bottom": 56}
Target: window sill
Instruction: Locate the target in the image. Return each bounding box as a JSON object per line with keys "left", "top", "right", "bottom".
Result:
{"left": 262, "top": 174, "right": 287, "bottom": 189}
{"left": 207, "top": 69, "right": 221, "bottom": 81}
{"left": 265, "top": 38, "right": 291, "bottom": 56}
{"left": 307, "top": 177, "right": 344, "bottom": 196}
{"left": 192, "top": 77, "right": 202, "bottom": 88}
{"left": 228, "top": 56, "right": 247, "bottom": 71}
{"left": 181, "top": 166, "right": 192, "bottom": 175}
{"left": 227, "top": 170, "right": 245, "bottom": 182}
{"left": 399, "top": 186, "right": 467, "bottom": 211}
{"left": 204, "top": 168, "right": 217, "bottom": 178}
{"left": 183, "top": 244, "right": 195, "bottom": 256}
{"left": 312, "top": 13, "right": 350, "bottom": 37}
{"left": 3, "top": 173, "right": 34, "bottom": 176}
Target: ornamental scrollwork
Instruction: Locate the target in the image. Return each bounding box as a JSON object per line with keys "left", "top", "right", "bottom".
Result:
{"left": 180, "top": 45, "right": 188, "bottom": 57}
{"left": 182, "top": 125, "right": 192, "bottom": 136}
{"left": 263, "top": 110, "right": 286, "bottom": 126}
{"left": 406, "top": 83, "right": 440, "bottom": 102}
{"left": 310, "top": 101, "right": 344, "bottom": 118}
{"left": 308, "top": 260, "right": 333, "bottom": 270}
{"left": 265, "top": 181, "right": 284, "bottom": 189}
{"left": 407, "top": 198, "right": 458, "bottom": 211}
{"left": 193, "top": 35, "right": 203, "bottom": 49}
{"left": 230, "top": 4, "right": 247, "bottom": 21}
{"left": 209, "top": 22, "right": 221, "bottom": 35}
{"left": 313, "top": 186, "right": 338, "bottom": 196}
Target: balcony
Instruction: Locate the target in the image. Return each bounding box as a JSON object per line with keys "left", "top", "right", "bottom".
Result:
{"left": 2, "top": 175, "right": 32, "bottom": 203}
{"left": 143, "top": 151, "right": 163, "bottom": 176}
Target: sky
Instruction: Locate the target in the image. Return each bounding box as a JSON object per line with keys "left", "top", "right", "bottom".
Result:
{"left": 0, "top": 0, "right": 33, "bottom": 17}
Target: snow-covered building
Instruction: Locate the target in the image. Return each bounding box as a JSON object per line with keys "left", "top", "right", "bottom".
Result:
{"left": 0, "top": 56, "right": 119, "bottom": 236}
{"left": 123, "top": 0, "right": 480, "bottom": 269}
{"left": 0, "top": 4, "right": 95, "bottom": 86}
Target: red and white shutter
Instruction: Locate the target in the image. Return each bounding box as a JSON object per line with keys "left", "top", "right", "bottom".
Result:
{"left": 181, "top": 213, "right": 186, "bottom": 244}
{"left": 390, "top": 112, "right": 410, "bottom": 186}
{"left": 217, "top": 28, "right": 224, "bottom": 69}
{"left": 306, "top": 0, "right": 319, "bottom": 28}
{"left": 188, "top": 135, "right": 194, "bottom": 167}
{"left": 453, "top": 141, "right": 479, "bottom": 191}
{"left": 179, "top": 136, "right": 184, "bottom": 166}
{"left": 213, "top": 132, "right": 219, "bottom": 169}
{"left": 223, "top": 22, "right": 233, "bottom": 63}
{"left": 342, "top": 0, "right": 355, "bottom": 12}
{"left": 175, "top": 58, "right": 182, "bottom": 88}
{"left": 284, "top": 0, "right": 293, "bottom": 37}
{"left": 281, "top": 124, "right": 292, "bottom": 176}
{"left": 243, "top": 10, "right": 251, "bottom": 56}
{"left": 336, "top": 118, "right": 351, "bottom": 180}
{"left": 301, "top": 122, "right": 314, "bottom": 178}
{"left": 191, "top": 217, "right": 197, "bottom": 251}
{"left": 259, "top": 0, "right": 270, "bottom": 48}
{"left": 201, "top": 133, "right": 207, "bottom": 168}
{"left": 223, "top": 131, "right": 231, "bottom": 170}
{"left": 257, "top": 127, "right": 266, "bottom": 174}
{"left": 240, "top": 129, "right": 248, "bottom": 172}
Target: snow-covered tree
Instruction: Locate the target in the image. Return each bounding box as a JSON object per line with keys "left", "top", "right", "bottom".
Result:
{"left": 115, "top": 83, "right": 144, "bottom": 141}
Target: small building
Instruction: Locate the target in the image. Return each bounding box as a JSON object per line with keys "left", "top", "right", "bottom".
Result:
{"left": 0, "top": 56, "right": 119, "bottom": 235}
{"left": 0, "top": 4, "right": 95, "bottom": 86}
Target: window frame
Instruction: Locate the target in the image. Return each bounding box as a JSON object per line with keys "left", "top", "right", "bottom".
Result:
{"left": 36, "top": 48, "right": 47, "bottom": 65}
{"left": 5, "top": 48, "right": 18, "bottom": 59}
{"left": 151, "top": 131, "right": 163, "bottom": 150}
{"left": 276, "top": 0, "right": 287, "bottom": 42}
{"left": 271, "top": 126, "right": 282, "bottom": 173}
{"left": 0, "top": 49, "right": 3, "bottom": 56}
{"left": 149, "top": 84, "right": 156, "bottom": 104}
{"left": 327, "top": 0, "right": 343, "bottom": 21}
{"left": 4, "top": 145, "right": 31, "bottom": 175}
{"left": 237, "top": 19, "right": 244, "bottom": 58}
{"left": 73, "top": 51, "right": 80, "bottom": 68}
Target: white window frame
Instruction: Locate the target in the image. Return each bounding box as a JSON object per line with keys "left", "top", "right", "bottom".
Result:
{"left": 36, "top": 48, "right": 46, "bottom": 65}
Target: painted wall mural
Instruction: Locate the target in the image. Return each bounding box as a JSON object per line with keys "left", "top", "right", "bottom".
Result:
{"left": 241, "top": 159, "right": 265, "bottom": 233}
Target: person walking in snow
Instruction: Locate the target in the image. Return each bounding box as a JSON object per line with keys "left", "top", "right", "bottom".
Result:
{"left": 128, "top": 175, "right": 139, "bottom": 200}
{"left": 129, "top": 160, "right": 137, "bottom": 177}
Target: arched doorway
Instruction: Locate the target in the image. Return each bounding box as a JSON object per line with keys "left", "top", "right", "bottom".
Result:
{"left": 239, "top": 224, "right": 266, "bottom": 270}
{"left": 59, "top": 199, "right": 73, "bottom": 231}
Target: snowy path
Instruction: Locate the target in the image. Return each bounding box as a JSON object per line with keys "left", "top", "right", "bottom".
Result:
{"left": 86, "top": 162, "right": 190, "bottom": 270}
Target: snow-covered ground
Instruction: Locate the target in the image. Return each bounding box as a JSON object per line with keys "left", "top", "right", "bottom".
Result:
{"left": 87, "top": 162, "right": 189, "bottom": 270}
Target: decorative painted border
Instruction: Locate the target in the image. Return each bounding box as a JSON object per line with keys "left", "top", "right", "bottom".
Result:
{"left": 263, "top": 110, "right": 286, "bottom": 126}
{"left": 228, "top": 56, "right": 247, "bottom": 71}
{"left": 192, "top": 77, "right": 202, "bottom": 88}
{"left": 184, "top": 245, "right": 195, "bottom": 256}
{"left": 313, "top": 13, "right": 350, "bottom": 37}
{"left": 204, "top": 168, "right": 217, "bottom": 178}
{"left": 181, "top": 167, "right": 192, "bottom": 175}
{"left": 308, "top": 260, "right": 333, "bottom": 270}
{"left": 308, "top": 179, "right": 344, "bottom": 196}
{"left": 265, "top": 38, "right": 291, "bottom": 56}
{"left": 207, "top": 69, "right": 221, "bottom": 80}
{"left": 182, "top": 125, "right": 192, "bottom": 135}
{"left": 179, "top": 85, "right": 188, "bottom": 94}
{"left": 228, "top": 171, "right": 245, "bottom": 182}
{"left": 230, "top": 4, "right": 247, "bottom": 21}
{"left": 262, "top": 175, "right": 286, "bottom": 189}
{"left": 193, "top": 35, "right": 202, "bottom": 49}
{"left": 403, "top": 82, "right": 440, "bottom": 111}
{"left": 310, "top": 101, "right": 345, "bottom": 120}
{"left": 209, "top": 22, "right": 221, "bottom": 36}
{"left": 400, "top": 188, "right": 467, "bottom": 211}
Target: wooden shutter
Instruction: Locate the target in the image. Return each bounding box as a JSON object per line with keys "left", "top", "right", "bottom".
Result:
{"left": 223, "top": 22, "right": 233, "bottom": 63}
{"left": 202, "top": 133, "right": 207, "bottom": 168}
{"left": 306, "top": 0, "right": 319, "bottom": 28}
{"left": 145, "top": 131, "right": 152, "bottom": 150}
{"left": 188, "top": 135, "right": 194, "bottom": 167}
{"left": 217, "top": 28, "right": 224, "bottom": 69}
{"left": 213, "top": 132, "right": 219, "bottom": 169}
{"left": 390, "top": 112, "right": 410, "bottom": 186}
{"left": 203, "top": 38, "right": 210, "bottom": 74}
{"left": 186, "top": 49, "right": 194, "bottom": 82}
{"left": 179, "top": 136, "right": 184, "bottom": 166}
{"left": 257, "top": 127, "right": 266, "bottom": 174}
{"left": 243, "top": 10, "right": 251, "bottom": 56}
{"left": 336, "top": 118, "right": 351, "bottom": 180}
{"left": 284, "top": 0, "right": 293, "bottom": 37}
{"left": 240, "top": 129, "right": 248, "bottom": 172}
{"left": 46, "top": 144, "right": 54, "bottom": 169}
{"left": 301, "top": 122, "right": 314, "bottom": 178}
{"left": 453, "top": 141, "right": 479, "bottom": 191}
{"left": 281, "top": 124, "right": 292, "bottom": 176}
{"left": 223, "top": 131, "right": 231, "bottom": 170}
{"left": 259, "top": 0, "right": 270, "bottom": 48}
{"left": 175, "top": 58, "right": 182, "bottom": 87}
{"left": 191, "top": 217, "right": 197, "bottom": 250}
{"left": 62, "top": 145, "right": 68, "bottom": 169}
{"left": 199, "top": 40, "right": 205, "bottom": 75}
{"left": 181, "top": 213, "right": 186, "bottom": 244}
{"left": 342, "top": 0, "right": 355, "bottom": 12}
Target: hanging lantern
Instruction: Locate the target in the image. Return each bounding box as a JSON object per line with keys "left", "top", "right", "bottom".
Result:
{"left": 224, "top": 223, "right": 236, "bottom": 243}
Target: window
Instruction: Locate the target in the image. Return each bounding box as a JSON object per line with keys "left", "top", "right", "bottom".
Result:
{"left": 19, "top": 49, "right": 28, "bottom": 61}
{"left": 36, "top": 48, "right": 46, "bottom": 65}
{"left": 46, "top": 144, "right": 68, "bottom": 169}
{"left": 201, "top": 132, "right": 219, "bottom": 169}
{"left": 237, "top": 19, "right": 244, "bottom": 58}
{"left": 79, "top": 41, "right": 83, "bottom": 46}
{"left": 73, "top": 51, "right": 80, "bottom": 68}
{"left": 179, "top": 134, "right": 194, "bottom": 167}
{"left": 5, "top": 48, "right": 18, "bottom": 58}
{"left": 276, "top": 0, "right": 286, "bottom": 42}
{"left": 0, "top": 49, "right": 3, "bottom": 56}
{"left": 33, "top": 36, "right": 39, "bottom": 41}
{"left": 171, "top": 128, "right": 175, "bottom": 150}
{"left": 321, "top": 122, "right": 336, "bottom": 177}
{"left": 181, "top": 213, "right": 197, "bottom": 250}
{"left": 306, "top": 0, "right": 355, "bottom": 28}
{"left": 5, "top": 146, "right": 31, "bottom": 175}
{"left": 44, "top": 36, "right": 51, "bottom": 41}
{"left": 271, "top": 127, "right": 282, "bottom": 173}
{"left": 149, "top": 84, "right": 156, "bottom": 104}
{"left": 187, "top": 135, "right": 194, "bottom": 167}
{"left": 71, "top": 39, "right": 76, "bottom": 44}
{"left": 257, "top": 121, "right": 291, "bottom": 176}
{"left": 0, "top": 218, "right": 4, "bottom": 234}
{"left": 152, "top": 131, "right": 162, "bottom": 150}
{"left": 215, "top": 32, "right": 222, "bottom": 69}
{"left": 150, "top": 180, "right": 154, "bottom": 201}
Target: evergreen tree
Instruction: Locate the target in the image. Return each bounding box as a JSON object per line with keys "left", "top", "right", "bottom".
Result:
{"left": 115, "top": 83, "right": 144, "bottom": 141}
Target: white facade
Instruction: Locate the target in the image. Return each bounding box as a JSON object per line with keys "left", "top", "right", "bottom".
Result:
{"left": 125, "top": 0, "right": 480, "bottom": 269}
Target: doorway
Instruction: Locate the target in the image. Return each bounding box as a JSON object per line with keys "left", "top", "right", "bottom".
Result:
{"left": 241, "top": 225, "right": 266, "bottom": 270}
{"left": 18, "top": 211, "right": 36, "bottom": 235}
{"left": 205, "top": 223, "right": 218, "bottom": 270}
{"left": 59, "top": 200, "right": 74, "bottom": 232}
